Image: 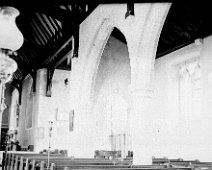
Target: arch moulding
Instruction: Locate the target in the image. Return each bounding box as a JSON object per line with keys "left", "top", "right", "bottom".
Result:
{"left": 79, "top": 17, "right": 128, "bottom": 114}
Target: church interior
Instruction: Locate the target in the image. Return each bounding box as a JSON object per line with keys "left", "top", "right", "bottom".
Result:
{"left": 1, "top": 0, "right": 212, "bottom": 169}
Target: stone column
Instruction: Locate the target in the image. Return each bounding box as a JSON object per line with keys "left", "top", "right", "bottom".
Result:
{"left": 123, "top": 3, "right": 171, "bottom": 165}
{"left": 0, "top": 83, "right": 6, "bottom": 145}
{"left": 0, "top": 83, "right": 3, "bottom": 144}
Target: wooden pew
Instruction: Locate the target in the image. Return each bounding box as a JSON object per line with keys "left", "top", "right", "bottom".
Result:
{"left": 152, "top": 157, "right": 212, "bottom": 170}
{"left": 7, "top": 154, "right": 187, "bottom": 170}
{"left": 152, "top": 157, "right": 200, "bottom": 165}
{"left": 5, "top": 152, "right": 132, "bottom": 170}
{"left": 58, "top": 167, "right": 193, "bottom": 170}
{"left": 4, "top": 152, "right": 199, "bottom": 170}
{"left": 46, "top": 160, "right": 192, "bottom": 170}
{"left": 4, "top": 152, "right": 65, "bottom": 170}
{"left": 33, "top": 158, "right": 131, "bottom": 170}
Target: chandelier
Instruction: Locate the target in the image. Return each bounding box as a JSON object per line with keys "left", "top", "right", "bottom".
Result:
{"left": 0, "top": 6, "right": 24, "bottom": 113}
{"left": 0, "top": 6, "right": 24, "bottom": 51}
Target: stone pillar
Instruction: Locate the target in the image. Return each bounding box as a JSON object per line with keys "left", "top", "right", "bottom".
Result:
{"left": 0, "top": 83, "right": 6, "bottom": 144}
{"left": 0, "top": 83, "right": 3, "bottom": 144}
{"left": 34, "top": 68, "right": 48, "bottom": 152}
{"left": 123, "top": 3, "right": 171, "bottom": 165}
{"left": 0, "top": 83, "right": 3, "bottom": 130}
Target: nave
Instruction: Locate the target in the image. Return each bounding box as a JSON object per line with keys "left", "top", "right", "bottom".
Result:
{"left": 1, "top": 0, "right": 212, "bottom": 168}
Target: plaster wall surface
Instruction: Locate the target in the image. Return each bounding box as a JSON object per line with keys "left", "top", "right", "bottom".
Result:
{"left": 153, "top": 36, "right": 212, "bottom": 161}
{"left": 35, "top": 69, "right": 72, "bottom": 153}
{"left": 16, "top": 69, "right": 72, "bottom": 152}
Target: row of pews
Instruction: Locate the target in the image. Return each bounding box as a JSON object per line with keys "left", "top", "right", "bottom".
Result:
{"left": 152, "top": 157, "right": 212, "bottom": 169}
{"left": 2, "top": 151, "right": 209, "bottom": 170}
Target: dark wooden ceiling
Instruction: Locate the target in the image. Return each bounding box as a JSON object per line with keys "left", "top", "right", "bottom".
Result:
{"left": 0, "top": 0, "right": 212, "bottom": 86}
{"left": 157, "top": 1, "right": 212, "bottom": 57}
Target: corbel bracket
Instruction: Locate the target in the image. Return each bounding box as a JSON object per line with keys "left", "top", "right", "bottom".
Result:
{"left": 31, "top": 71, "right": 37, "bottom": 93}
{"left": 46, "top": 68, "right": 55, "bottom": 97}
{"left": 73, "top": 26, "right": 79, "bottom": 58}
{"left": 125, "top": 3, "right": 135, "bottom": 19}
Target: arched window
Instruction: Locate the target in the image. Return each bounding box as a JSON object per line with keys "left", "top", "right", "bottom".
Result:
{"left": 178, "top": 58, "right": 202, "bottom": 124}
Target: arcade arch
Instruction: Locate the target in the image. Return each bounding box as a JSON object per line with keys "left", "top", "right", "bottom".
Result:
{"left": 91, "top": 28, "right": 131, "bottom": 158}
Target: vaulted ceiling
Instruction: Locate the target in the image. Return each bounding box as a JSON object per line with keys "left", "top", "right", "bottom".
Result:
{"left": 1, "top": 0, "right": 212, "bottom": 87}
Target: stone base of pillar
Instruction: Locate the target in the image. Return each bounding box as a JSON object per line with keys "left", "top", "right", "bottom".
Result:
{"left": 130, "top": 88, "right": 154, "bottom": 165}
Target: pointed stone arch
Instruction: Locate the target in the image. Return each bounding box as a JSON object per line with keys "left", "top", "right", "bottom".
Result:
{"left": 71, "top": 3, "right": 171, "bottom": 160}
{"left": 79, "top": 18, "right": 130, "bottom": 114}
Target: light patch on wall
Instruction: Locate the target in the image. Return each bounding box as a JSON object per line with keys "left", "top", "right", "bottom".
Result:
{"left": 36, "top": 127, "right": 45, "bottom": 139}
{"left": 56, "top": 107, "right": 69, "bottom": 121}
{"left": 105, "top": 94, "right": 128, "bottom": 134}
{"left": 207, "top": 72, "right": 212, "bottom": 84}
{"left": 56, "top": 127, "right": 67, "bottom": 137}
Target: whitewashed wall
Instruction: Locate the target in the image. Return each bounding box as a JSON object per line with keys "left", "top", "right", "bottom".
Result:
{"left": 153, "top": 36, "right": 212, "bottom": 161}
{"left": 34, "top": 69, "right": 71, "bottom": 153}
{"left": 17, "top": 69, "right": 72, "bottom": 152}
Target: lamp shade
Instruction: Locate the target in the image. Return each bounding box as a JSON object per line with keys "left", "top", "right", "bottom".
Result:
{"left": 0, "top": 6, "right": 24, "bottom": 51}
